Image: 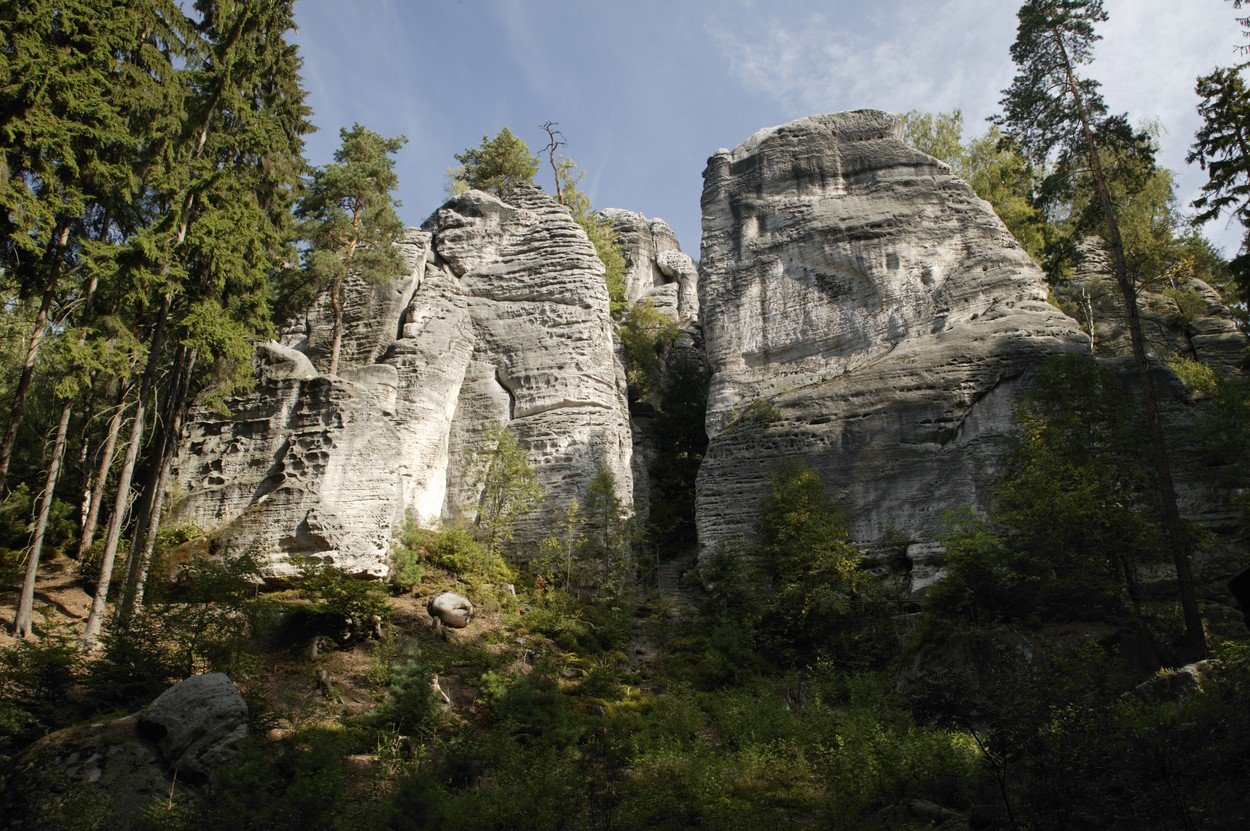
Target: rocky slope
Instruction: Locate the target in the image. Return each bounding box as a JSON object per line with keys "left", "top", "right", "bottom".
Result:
{"left": 695, "top": 110, "right": 1089, "bottom": 558}
{"left": 170, "top": 186, "right": 632, "bottom": 579}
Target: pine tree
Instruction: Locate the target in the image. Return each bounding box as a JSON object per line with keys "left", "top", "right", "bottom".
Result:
{"left": 449, "top": 127, "right": 540, "bottom": 199}
{"left": 1190, "top": 2, "right": 1250, "bottom": 297}
{"left": 994, "top": 0, "right": 1206, "bottom": 656}
{"left": 297, "top": 124, "right": 406, "bottom": 377}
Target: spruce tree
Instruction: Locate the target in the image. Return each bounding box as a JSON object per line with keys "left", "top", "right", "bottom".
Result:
{"left": 84, "top": 0, "right": 312, "bottom": 643}
{"left": 995, "top": 0, "right": 1206, "bottom": 656}
{"left": 0, "top": 0, "right": 155, "bottom": 498}
{"left": 297, "top": 124, "right": 406, "bottom": 377}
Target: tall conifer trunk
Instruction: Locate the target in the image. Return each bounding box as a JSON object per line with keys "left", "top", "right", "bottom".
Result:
{"left": 12, "top": 405, "right": 72, "bottom": 638}
{"left": 1052, "top": 32, "right": 1206, "bottom": 657}
{"left": 0, "top": 223, "right": 71, "bottom": 496}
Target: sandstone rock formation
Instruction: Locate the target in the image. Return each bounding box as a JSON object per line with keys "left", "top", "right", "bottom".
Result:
{"left": 695, "top": 110, "right": 1088, "bottom": 557}
{"left": 137, "top": 672, "right": 249, "bottom": 782}
{"left": 1057, "top": 237, "right": 1246, "bottom": 374}
{"left": 600, "top": 208, "right": 699, "bottom": 323}
{"left": 170, "top": 186, "right": 632, "bottom": 579}
{"left": 427, "top": 591, "right": 473, "bottom": 629}
{"left": 0, "top": 674, "right": 248, "bottom": 828}
{"left": 601, "top": 209, "right": 706, "bottom": 534}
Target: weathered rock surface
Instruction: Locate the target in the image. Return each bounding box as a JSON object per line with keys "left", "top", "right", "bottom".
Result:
{"left": 1057, "top": 238, "right": 1246, "bottom": 374}
{"left": 600, "top": 208, "right": 699, "bottom": 323}
{"left": 171, "top": 186, "right": 632, "bottom": 578}
{"left": 137, "top": 672, "right": 249, "bottom": 782}
{"left": 427, "top": 591, "right": 473, "bottom": 628}
{"left": 695, "top": 110, "right": 1088, "bottom": 555}
{"left": 0, "top": 674, "right": 248, "bottom": 828}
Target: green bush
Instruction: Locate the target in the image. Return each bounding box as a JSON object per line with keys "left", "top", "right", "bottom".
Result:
{"left": 395, "top": 522, "right": 514, "bottom": 588}
{"left": 299, "top": 560, "right": 391, "bottom": 643}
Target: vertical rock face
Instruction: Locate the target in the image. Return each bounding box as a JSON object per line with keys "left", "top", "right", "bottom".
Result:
{"left": 1058, "top": 238, "right": 1247, "bottom": 375}
{"left": 695, "top": 110, "right": 1088, "bottom": 554}
{"left": 170, "top": 186, "right": 632, "bottom": 578}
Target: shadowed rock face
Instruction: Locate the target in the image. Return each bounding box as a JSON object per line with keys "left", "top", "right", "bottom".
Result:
{"left": 695, "top": 110, "right": 1088, "bottom": 555}
{"left": 170, "top": 187, "right": 632, "bottom": 579}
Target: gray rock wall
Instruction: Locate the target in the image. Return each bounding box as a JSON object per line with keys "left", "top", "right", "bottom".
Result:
{"left": 695, "top": 110, "right": 1088, "bottom": 555}
{"left": 170, "top": 187, "right": 632, "bottom": 579}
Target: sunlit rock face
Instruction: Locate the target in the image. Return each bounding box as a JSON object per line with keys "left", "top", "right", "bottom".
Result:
{"left": 599, "top": 208, "right": 699, "bottom": 324}
{"left": 694, "top": 110, "right": 1088, "bottom": 556}
{"left": 170, "top": 186, "right": 632, "bottom": 579}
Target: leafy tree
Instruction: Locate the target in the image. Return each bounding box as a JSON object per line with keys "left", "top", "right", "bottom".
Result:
{"left": 900, "top": 111, "right": 1046, "bottom": 262}
{"left": 448, "top": 126, "right": 540, "bottom": 199}
{"left": 620, "top": 300, "right": 680, "bottom": 403}
{"left": 473, "top": 425, "right": 542, "bottom": 557}
{"left": 754, "top": 460, "right": 875, "bottom": 663}
{"left": 995, "top": 355, "right": 1163, "bottom": 614}
{"left": 297, "top": 124, "right": 406, "bottom": 376}
{"left": 994, "top": 0, "right": 1206, "bottom": 656}
{"left": 901, "top": 109, "right": 967, "bottom": 167}
{"left": 580, "top": 470, "right": 633, "bottom": 596}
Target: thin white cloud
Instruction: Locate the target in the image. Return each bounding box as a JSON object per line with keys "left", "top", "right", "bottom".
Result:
{"left": 711, "top": 0, "right": 1243, "bottom": 251}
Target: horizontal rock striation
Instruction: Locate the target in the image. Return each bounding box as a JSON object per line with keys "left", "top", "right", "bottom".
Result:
{"left": 695, "top": 110, "right": 1088, "bottom": 555}
{"left": 170, "top": 186, "right": 632, "bottom": 579}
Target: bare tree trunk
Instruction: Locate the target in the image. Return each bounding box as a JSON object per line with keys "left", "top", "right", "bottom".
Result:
{"left": 83, "top": 295, "right": 170, "bottom": 647}
{"left": 0, "top": 223, "right": 70, "bottom": 496}
{"left": 119, "top": 349, "right": 195, "bottom": 617}
{"left": 76, "top": 380, "right": 131, "bottom": 561}
{"left": 1054, "top": 31, "right": 1207, "bottom": 658}
{"left": 12, "top": 405, "right": 72, "bottom": 638}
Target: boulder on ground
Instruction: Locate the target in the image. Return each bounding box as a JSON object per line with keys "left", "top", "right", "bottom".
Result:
{"left": 138, "top": 672, "right": 249, "bottom": 782}
{"left": 428, "top": 591, "right": 473, "bottom": 628}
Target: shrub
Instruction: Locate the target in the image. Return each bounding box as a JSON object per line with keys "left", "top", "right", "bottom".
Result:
{"left": 299, "top": 560, "right": 391, "bottom": 643}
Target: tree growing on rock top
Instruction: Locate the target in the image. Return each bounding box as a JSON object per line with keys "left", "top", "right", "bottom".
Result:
{"left": 447, "top": 126, "right": 540, "bottom": 199}
{"left": 1190, "top": 2, "right": 1250, "bottom": 302}
{"left": 297, "top": 124, "right": 406, "bottom": 377}
{"left": 994, "top": 0, "right": 1207, "bottom": 657}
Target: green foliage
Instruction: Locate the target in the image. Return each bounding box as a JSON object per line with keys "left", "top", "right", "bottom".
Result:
{"left": 297, "top": 123, "right": 406, "bottom": 374}
{"left": 393, "top": 521, "right": 515, "bottom": 588}
{"left": 472, "top": 425, "right": 543, "bottom": 557}
{"left": 1191, "top": 63, "right": 1250, "bottom": 298}
{"left": 580, "top": 470, "right": 634, "bottom": 596}
{"left": 0, "top": 624, "right": 84, "bottom": 764}
{"left": 621, "top": 301, "right": 680, "bottom": 402}
{"left": 900, "top": 110, "right": 1048, "bottom": 264}
{"left": 926, "top": 355, "right": 1163, "bottom": 628}
{"left": 91, "top": 552, "right": 266, "bottom": 704}
{"left": 380, "top": 642, "right": 439, "bottom": 736}
{"left": 448, "top": 126, "right": 540, "bottom": 198}
{"left": 299, "top": 560, "right": 391, "bottom": 641}
{"left": 642, "top": 345, "right": 709, "bottom": 557}
{"left": 555, "top": 154, "right": 628, "bottom": 318}
{"left": 754, "top": 461, "right": 885, "bottom": 664}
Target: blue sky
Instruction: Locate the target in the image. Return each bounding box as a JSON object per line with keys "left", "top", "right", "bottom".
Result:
{"left": 292, "top": 0, "right": 1245, "bottom": 257}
